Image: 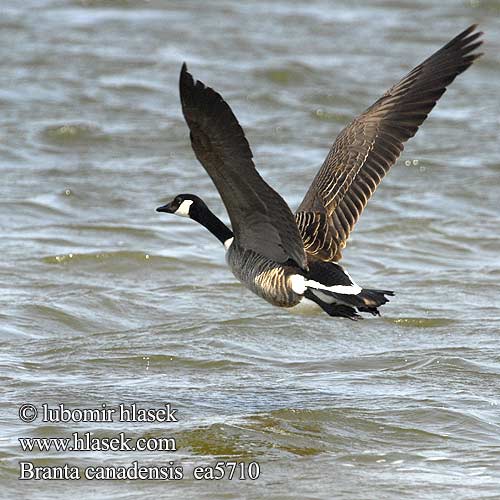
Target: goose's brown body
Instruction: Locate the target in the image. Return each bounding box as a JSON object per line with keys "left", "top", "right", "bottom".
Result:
{"left": 226, "top": 242, "right": 302, "bottom": 307}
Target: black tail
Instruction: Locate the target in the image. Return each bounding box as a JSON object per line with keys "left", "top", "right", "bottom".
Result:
{"left": 304, "top": 261, "right": 394, "bottom": 319}
{"left": 352, "top": 288, "right": 395, "bottom": 316}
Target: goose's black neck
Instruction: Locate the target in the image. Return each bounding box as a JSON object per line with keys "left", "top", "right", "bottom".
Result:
{"left": 191, "top": 202, "right": 233, "bottom": 245}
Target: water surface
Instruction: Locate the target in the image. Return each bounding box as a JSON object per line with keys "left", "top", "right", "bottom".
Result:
{"left": 1, "top": 0, "right": 500, "bottom": 498}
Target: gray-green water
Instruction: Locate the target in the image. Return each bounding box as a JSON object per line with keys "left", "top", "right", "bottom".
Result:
{"left": 1, "top": 1, "right": 500, "bottom": 498}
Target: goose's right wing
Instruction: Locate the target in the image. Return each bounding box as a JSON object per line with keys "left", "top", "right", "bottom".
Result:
{"left": 297, "top": 25, "right": 483, "bottom": 262}
{"left": 180, "top": 64, "right": 308, "bottom": 270}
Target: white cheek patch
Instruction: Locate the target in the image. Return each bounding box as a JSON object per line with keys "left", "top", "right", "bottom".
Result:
{"left": 174, "top": 199, "right": 193, "bottom": 217}
{"left": 223, "top": 237, "right": 234, "bottom": 250}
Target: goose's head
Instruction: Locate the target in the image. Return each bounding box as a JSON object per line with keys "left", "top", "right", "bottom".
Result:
{"left": 156, "top": 194, "right": 205, "bottom": 219}
{"left": 156, "top": 194, "right": 234, "bottom": 246}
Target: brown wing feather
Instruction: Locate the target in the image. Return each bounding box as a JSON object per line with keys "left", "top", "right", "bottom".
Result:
{"left": 297, "top": 25, "right": 483, "bottom": 262}
{"left": 180, "top": 64, "right": 308, "bottom": 270}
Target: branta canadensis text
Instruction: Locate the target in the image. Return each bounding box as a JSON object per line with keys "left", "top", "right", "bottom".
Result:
{"left": 157, "top": 26, "right": 483, "bottom": 319}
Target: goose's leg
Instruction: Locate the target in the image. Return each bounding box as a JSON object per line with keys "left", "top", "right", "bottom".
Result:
{"left": 303, "top": 289, "right": 361, "bottom": 321}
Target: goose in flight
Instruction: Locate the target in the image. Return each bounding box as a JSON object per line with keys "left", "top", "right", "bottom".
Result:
{"left": 157, "top": 25, "right": 483, "bottom": 319}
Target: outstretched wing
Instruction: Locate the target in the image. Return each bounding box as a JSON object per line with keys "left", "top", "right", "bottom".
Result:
{"left": 180, "top": 64, "right": 308, "bottom": 270}
{"left": 297, "top": 25, "right": 483, "bottom": 262}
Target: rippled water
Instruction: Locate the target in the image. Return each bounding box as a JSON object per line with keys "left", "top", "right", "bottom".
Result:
{"left": 1, "top": 0, "right": 500, "bottom": 498}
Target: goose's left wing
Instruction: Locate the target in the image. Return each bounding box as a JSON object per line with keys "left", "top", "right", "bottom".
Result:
{"left": 296, "top": 25, "right": 483, "bottom": 262}
{"left": 180, "top": 64, "right": 308, "bottom": 270}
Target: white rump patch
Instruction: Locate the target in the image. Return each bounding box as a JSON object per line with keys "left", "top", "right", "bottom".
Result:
{"left": 290, "top": 274, "right": 307, "bottom": 295}
{"left": 290, "top": 273, "right": 362, "bottom": 296}
{"left": 304, "top": 278, "right": 362, "bottom": 295}
{"left": 174, "top": 199, "right": 193, "bottom": 217}
{"left": 223, "top": 237, "right": 234, "bottom": 250}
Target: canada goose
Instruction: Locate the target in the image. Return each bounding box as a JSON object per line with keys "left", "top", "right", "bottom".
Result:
{"left": 157, "top": 25, "right": 483, "bottom": 319}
